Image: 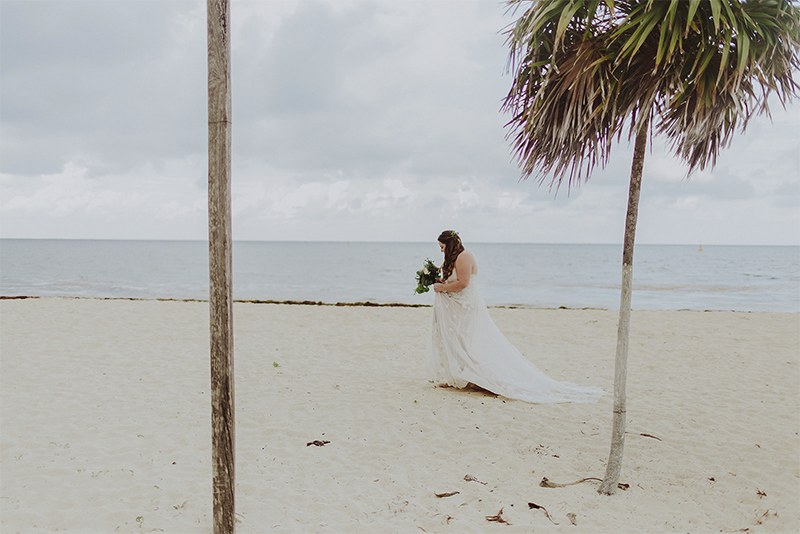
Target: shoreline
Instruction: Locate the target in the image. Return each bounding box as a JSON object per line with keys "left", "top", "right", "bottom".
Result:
{"left": 2, "top": 294, "right": 795, "bottom": 313}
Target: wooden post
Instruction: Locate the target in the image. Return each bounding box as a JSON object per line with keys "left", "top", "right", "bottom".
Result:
{"left": 207, "top": 0, "right": 234, "bottom": 531}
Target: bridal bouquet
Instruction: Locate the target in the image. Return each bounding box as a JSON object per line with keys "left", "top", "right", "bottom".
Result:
{"left": 415, "top": 258, "right": 441, "bottom": 294}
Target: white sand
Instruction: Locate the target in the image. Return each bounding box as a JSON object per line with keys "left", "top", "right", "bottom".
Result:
{"left": 1, "top": 298, "right": 798, "bottom": 533}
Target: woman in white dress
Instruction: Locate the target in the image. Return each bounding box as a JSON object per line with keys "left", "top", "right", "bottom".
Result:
{"left": 426, "top": 230, "right": 604, "bottom": 403}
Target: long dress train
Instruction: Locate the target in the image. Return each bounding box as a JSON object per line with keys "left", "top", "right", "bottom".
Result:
{"left": 425, "top": 273, "right": 605, "bottom": 403}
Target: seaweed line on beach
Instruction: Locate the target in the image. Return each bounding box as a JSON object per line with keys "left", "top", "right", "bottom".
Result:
{"left": 0, "top": 294, "right": 616, "bottom": 310}
{"left": 0, "top": 295, "right": 431, "bottom": 307}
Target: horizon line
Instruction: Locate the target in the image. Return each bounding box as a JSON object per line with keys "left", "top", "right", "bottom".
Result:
{"left": 0, "top": 237, "right": 797, "bottom": 247}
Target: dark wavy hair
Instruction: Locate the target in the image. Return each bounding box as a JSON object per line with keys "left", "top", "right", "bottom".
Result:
{"left": 438, "top": 230, "right": 464, "bottom": 282}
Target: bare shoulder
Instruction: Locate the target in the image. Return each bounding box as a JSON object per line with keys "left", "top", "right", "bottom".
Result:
{"left": 457, "top": 248, "right": 478, "bottom": 270}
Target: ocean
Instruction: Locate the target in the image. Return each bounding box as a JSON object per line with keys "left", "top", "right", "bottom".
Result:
{"left": 1, "top": 239, "right": 798, "bottom": 312}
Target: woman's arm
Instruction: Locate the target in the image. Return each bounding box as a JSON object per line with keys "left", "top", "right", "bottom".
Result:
{"left": 434, "top": 251, "right": 475, "bottom": 292}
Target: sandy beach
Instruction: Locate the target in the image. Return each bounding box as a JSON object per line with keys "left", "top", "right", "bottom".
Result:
{"left": 1, "top": 297, "right": 798, "bottom": 533}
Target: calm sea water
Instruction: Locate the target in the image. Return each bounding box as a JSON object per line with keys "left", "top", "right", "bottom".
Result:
{"left": 1, "top": 239, "right": 798, "bottom": 312}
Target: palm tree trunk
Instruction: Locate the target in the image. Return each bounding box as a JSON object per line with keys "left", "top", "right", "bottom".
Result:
{"left": 598, "top": 115, "right": 649, "bottom": 496}
{"left": 207, "top": 0, "right": 235, "bottom": 531}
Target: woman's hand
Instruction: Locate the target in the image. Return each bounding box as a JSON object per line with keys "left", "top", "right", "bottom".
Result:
{"left": 433, "top": 282, "right": 446, "bottom": 293}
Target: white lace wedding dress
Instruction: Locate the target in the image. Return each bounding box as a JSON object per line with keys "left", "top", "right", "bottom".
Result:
{"left": 426, "top": 273, "right": 605, "bottom": 403}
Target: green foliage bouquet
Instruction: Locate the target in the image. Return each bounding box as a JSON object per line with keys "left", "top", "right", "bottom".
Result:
{"left": 415, "top": 258, "right": 441, "bottom": 294}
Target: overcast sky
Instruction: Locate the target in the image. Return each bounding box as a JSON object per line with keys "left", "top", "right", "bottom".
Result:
{"left": 1, "top": 0, "right": 798, "bottom": 245}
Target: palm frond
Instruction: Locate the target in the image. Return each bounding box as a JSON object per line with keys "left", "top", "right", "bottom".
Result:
{"left": 504, "top": 0, "right": 800, "bottom": 183}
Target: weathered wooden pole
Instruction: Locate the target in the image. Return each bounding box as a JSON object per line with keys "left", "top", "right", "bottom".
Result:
{"left": 207, "top": 0, "right": 235, "bottom": 531}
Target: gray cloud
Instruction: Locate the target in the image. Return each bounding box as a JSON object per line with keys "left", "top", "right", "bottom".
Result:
{"left": 0, "top": 0, "right": 797, "bottom": 244}
{"left": 1, "top": 0, "right": 205, "bottom": 175}
{"left": 231, "top": 0, "right": 516, "bottom": 179}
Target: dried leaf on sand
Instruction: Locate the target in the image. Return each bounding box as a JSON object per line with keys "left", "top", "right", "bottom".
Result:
{"left": 485, "top": 507, "right": 510, "bottom": 524}
{"left": 528, "top": 502, "right": 558, "bottom": 524}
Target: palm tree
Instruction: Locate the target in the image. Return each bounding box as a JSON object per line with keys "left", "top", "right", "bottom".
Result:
{"left": 502, "top": 0, "right": 799, "bottom": 495}
{"left": 207, "top": 0, "right": 235, "bottom": 531}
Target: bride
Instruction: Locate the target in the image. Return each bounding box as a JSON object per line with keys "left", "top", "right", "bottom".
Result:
{"left": 426, "top": 230, "right": 604, "bottom": 403}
